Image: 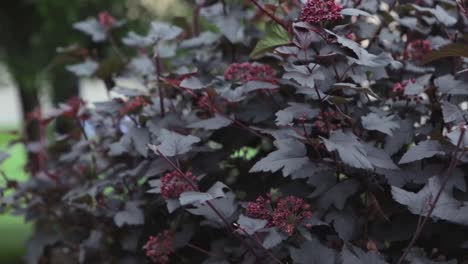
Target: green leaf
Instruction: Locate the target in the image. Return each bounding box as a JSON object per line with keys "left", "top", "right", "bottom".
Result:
{"left": 250, "top": 23, "right": 290, "bottom": 59}
{"left": 422, "top": 43, "right": 468, "bottom": 64}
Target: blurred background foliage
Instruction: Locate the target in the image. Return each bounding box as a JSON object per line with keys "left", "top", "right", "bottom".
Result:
{"left": 0, "top": 0, "right": 183, "bottom": 261}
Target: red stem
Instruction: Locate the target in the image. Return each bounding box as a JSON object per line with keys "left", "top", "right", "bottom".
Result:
{"left": 186, "top": 90, "right": 265, "bottom": 138}
{"left": 305, "top": 63, "right": 332, "bottom": 136}
{"left": 154, "top": 150, "right": 263, "bottom": 261}
{"left": 338, "top": 64, "right": 354, "bottom": 81}
{"left": 154, "top": 55, "right": 165, "bottom": 117}
{"left": 187, "top": 243, "right": 218, "bottom": 258}
{"left": 107, "top": 31, "right": 128, "bottom": 62}
{"left": 237, "top": 227, "right": 284, "bottom": 264}
{"left": 215, "top": 110, "right": 265, "bottom": 138}
{"left": 248, "top": 0, "right": 289, "bottom": 31}
{"left": 397, "top": 128, "right": 466, "bottom": 264}
{"left": 76, "top": 118, "right": 97, "bottom": 177}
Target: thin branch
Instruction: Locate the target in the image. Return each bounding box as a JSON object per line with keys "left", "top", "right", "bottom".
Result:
{"left": 330, "top": 60, "right": 340, "bottom": 81}
{"left": 397, "top": 128, "right": 466, "bottom": 264}
{"left": 187, "top": 243, "right": 219, "bottom": 258}
{"left": 338, "top": 64, "right": 354, "bottom": 81}
{"left": 216, "top": 111, "right": 265, "bottom": 138}
{"left": 248, "top": 0, "right": 289, "bottom": 30}
{"left": 154, "top": 54, "right": 166, "bottom": 117}
{"left": 237, "top": 227, "right": 285, "bottom": 264}
{"left": 0, "top": 171, "right": 9, "bottom": 184}
{"left": 76, "top": 119, "right": 89, "bottom": 141}
{"left": 155, "top": 151, "right": 199, "bottom": 191}
{"left": 199, "top": 94, "right": 265, "bottom": 138}
{"left": 173, "top": 84, "right": 265, "bottom": 139}
{"left": 306, "top": 65, "right": 332, "bottom": 136}
{"left": 76, "top": 118, "right": 97, "bottom": 177}
{"left": 107, "top": 32, "right": 128, "bottom": 62}
{"left": 154, "top": 150, "right": 263, "bottom": 261}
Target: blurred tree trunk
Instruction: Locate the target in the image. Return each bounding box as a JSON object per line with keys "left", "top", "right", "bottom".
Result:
{"left": 1, "top": 0, "right": 127, "bottom": 173}
{"left": 16, "top": 79, "right": 41, "bottom": 174}
{"left": 51, "top": 67, "right": 79, "bottom": 134}
{"left": 0, "top": 1, "right": 42, "bottom": 173}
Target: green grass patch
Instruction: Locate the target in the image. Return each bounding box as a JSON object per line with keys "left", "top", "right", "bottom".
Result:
{"left": 0, "top": 128, "right": 33, "bottom": 261}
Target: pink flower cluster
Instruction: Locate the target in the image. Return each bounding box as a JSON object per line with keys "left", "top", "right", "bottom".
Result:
{"left": 197, "top": 95, "right": 217, "bottom": 113}
{"left": 246, "top": 194, "right": 312, "bottom": 235}
{"left": 313, "top": 111, "right": 342, "bottom": 134}
{"left": 98, "top": 11, "right": 117, "bottom": 30}
{"left": 299, "top": 0, "right": 343, "bottom": 24}
{"left": 391, "top": 79, "right": 424, "bottom": 103}
{"left": 345, "top": 32, "right": 357, "bottom": 41}
{"left": 161, "top": 170, "right": 197, "bottom": 199}
{"left": 144, "top": 230, "right": 174, "bottom": 264}
{"left": 224, "top": 63, "right": 278, "bottom": 83}
{"left": 406, "top": 40, "right": 432, "bottom": 61}
{"left": 246, "top": 196, "right": 272, "bottom": 220}
{"left": 392, "top": 79, "right": 416, "bottom": 94}
{"left": 272, "top": 196, "right": 313, "bottom": 235}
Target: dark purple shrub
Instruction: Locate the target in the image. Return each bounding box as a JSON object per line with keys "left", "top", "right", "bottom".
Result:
{"left": 1, "top": 1, "right": 468, "bottom": 263}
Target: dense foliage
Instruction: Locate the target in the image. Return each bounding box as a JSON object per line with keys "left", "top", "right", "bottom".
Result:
{"left": 2, "top": 0, "right": 468, "bottom": 263}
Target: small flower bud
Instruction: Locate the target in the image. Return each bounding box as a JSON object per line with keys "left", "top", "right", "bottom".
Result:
{"left": 299, "top": 0, "right": 343, "bottom": 24}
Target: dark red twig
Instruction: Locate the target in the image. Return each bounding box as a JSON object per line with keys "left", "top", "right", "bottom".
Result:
{"left": 187, "top": 243, "right": 218, "bottom": 258}
{"left": 154, "top": 150, "right": 264, "bottom": 262}
{"left": 248, "top": 0, "right": 289, "bottom": 30}
{"left": 154, "top": 55, "right": 165, "bottom": 117}
{"left": 236, "top": 227, "right": 284, "bottom": 264}
{"left": 397, "top": 128, "right": 466, "bottom": 264}
{"left": 181, "top": 87, "right": 265, "bottom": 139}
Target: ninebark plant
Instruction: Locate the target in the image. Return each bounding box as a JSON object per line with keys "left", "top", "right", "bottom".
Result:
{"left": 1, "top": 1, "right": 468, "bottom": 263}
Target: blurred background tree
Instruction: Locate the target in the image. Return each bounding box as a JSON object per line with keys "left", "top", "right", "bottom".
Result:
{"left": 0, "top": 0, "right": 187, "bottom": 143}
{"left": 0, "top": 0, "right": 128, "bottom": 172}
{"left": 0, "top": 0, "right": 184, "bottom": 261}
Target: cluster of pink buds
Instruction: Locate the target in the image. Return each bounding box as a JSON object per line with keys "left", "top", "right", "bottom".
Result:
{"left": 313, "top": 111, "right": 343, "bottom": 134}
{"left": 160, "top": 170, "right": 198, "bottom": 199}
{"left": 391, "top": 79, "right": 423, "bottom": 103}
{"left": 224, "top": 62, "right": 278, "bottom": 83}
{"left": 345, "top": 32, "right": 357, "bottom": 41}
{"left": 246, "top": 194, "right": 312, "bottom": 235}
{"left": 246, "top": 195, "right": 272, "bottom": 220}
{"left": 144, "top": 230, "right": 174, "bottom": 264}
{"left": 272, "top": 196, "right": 313, "bottom": 235}
{"left": 119, "top": 96, "right": 149, "bottom": 116}
{"left": 299, "top": 0, "right": 343, "bottom": 24}
{"left": 405, "top": 40, "right": 432, "bottom": 61}
{"left": 197, "top": 95, "right": 217, "bottom": 113}
{"left": 98, "top": 11, "right": 118, "bottom": 30}
{"left": 391, "top": 79, "right": 416, "bottom": 94}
